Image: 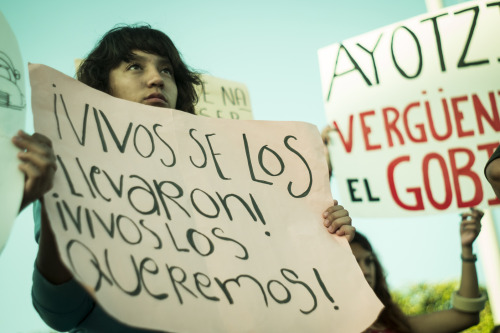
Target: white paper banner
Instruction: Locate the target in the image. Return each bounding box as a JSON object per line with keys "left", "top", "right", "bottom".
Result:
{"left": 30, "top": 64, "right": 382, "bottom": 333}
{"left": 319, "top": 0, "right": 500, "bottom": 217}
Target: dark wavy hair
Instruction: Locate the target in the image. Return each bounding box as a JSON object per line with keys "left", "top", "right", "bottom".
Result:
{"left": 77, "top": 24, "right": 201, "bottom": 114}
{"left": 351, "top": 232, "right": 413, "bottom": 333}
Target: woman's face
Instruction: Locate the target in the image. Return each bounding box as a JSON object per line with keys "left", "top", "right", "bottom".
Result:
{"left": 351, "top": 243, "right": 377, "bottom": 289}
{"left": 108, "top": 50, "right": 178, "bottom": 109}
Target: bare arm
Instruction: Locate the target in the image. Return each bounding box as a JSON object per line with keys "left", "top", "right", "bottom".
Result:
{"left": 36, "top": 201, "right": 73, "bottom": 284}
{"left": 11, "top": 130, "right": 73, "bottom": 283}
{"left": 408, "top": 208, "right": 483, "bottom": 333}
{"left": 32, "top": 204, "right": 93, "bottom": 330}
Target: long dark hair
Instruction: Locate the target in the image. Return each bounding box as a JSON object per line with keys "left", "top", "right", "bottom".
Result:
{"left": 352, "top": 232, "right": 412, "bottom": 333}
{"left": 77, "top": 24, "right": 201, "bottom": 114}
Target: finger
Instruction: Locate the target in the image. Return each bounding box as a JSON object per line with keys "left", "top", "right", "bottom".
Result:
{"left": 465, "top": 207, "right": 484, "bottom": 218}
{"left": 461, "top": 212, "right": 476, "bottom": 222}
{"left": 461, "top": 222, "right": 479, "bottom": 230}
{"left": 460, "top": 221, "right": 481, "bottom": 235}
{"left": 17, "top": 146, "right": 55, "bottom": 164}
{"left": 16, "top": 129, "right": 31, "bottom": 139}
{"left": 12, "top": 133, "right": 28, "bottom": 150}
{"left": 31, "top": 132, "right": 53, "bottom": 147}
{"left": 18, "top": 151, "right": 57, "bottom": 175}
{"left": 326, "top": 209, "right": 349, "bottom": 225}
{"left": 335, "top": 225, "right": 356, "bottom": 242}
{"left": 321, "top": 126, "right": 333, "bottom": 144}
{"left": 15, "top": 130, "right": 50, "bottom": 143}
{"left": 334, "top": 225, "right": 355, "bottom": 236}
{"left": 327, "top": 216, "right": 352, "bottom": 233}
{"left": 12, "top": 132, "right": 53, "bottom": 155}
{"left": 324, "top": 208, "right": 349, "bottom": 228}
{"left": 18, "top": 162, "right": 41, "bottom": 192}
{"left": 23, "top": 135, "right": 54, "bottom": 156}
{"left": 461, "top": 219, "right": 481, "bottom": 229}
{"left": 460, "top": 212, "right": 482, "bottom": 225}
{"left": 470, "top": 207, "right": 484, "bottom": 219}
{"left": 322, "top": 200, "right": 339, "bottom": 218}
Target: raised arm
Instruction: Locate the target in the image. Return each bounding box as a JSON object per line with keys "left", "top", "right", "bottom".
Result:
{"left": 11, "top": 130, "right": 70, "bottom": 282}
{"left": 32, "top": 199, "right": 96, "bottom": 331}
{"left": 407, "top": 208, "right": 485, "bottom": 333}
{"left": 35, "top": 202, "right": 73, "bottom": 284}
{"left": 18, "top": 133, "right": 96, "bottom": 331}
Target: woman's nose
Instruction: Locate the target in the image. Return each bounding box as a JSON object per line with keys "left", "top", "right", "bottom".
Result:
{"left": 147, "top": 68, "right": 164, "bottom": 87}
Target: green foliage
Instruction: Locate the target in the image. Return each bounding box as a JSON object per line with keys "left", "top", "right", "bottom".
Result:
{"left": 391, "top": 280, "right": 494, "bottom": 333}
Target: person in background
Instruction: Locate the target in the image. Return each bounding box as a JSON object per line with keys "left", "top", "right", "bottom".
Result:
{"left": 30, "top": 24, "right": 355, "bottom": 333}
{"left": 352, "top": 207, "right": 486, "bottom": 333}
{"left": 485, "top": 144, "right": 500, "bottom": 199}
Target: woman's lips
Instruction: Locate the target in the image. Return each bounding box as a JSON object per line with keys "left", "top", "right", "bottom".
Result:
{"left": 144, "top": 94, "right": 168, "bottom": 107}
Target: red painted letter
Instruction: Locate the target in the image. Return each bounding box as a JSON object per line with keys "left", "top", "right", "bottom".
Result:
{"left": 387, "top": 155, "right": 424, "bottom": 210}
{"left": 448, "top": 148, "right": 482, "bottom": 207}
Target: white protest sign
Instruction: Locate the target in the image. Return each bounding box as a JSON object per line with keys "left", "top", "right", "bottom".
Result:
{"left": 0, "top": 11, "right": 26, "bottom": 252}
{"left": 319, "top": 0, "right": 500, "bottom": 218}
{"left": 30, "top": 64, "right": 382, "bottom": 333}
{"left": 195, "top": 74, "right": 253, "bottom": 120}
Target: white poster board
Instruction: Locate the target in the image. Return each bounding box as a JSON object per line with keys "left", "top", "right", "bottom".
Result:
{"left": 30, "top": 64, "right": 382, "bottom": 333}
{"left": 195, "top": 74, "right": 253, "bottom": 119}
{"left": 0, "top": 11, "right": 26, "bottom": 252}
{"left": 319, "top": 0, "right": 500, "bottom": 217}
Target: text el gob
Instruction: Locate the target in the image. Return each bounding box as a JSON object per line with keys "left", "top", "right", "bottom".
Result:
{"left": 333, "top": 90, "right": 500, "bottom": 210}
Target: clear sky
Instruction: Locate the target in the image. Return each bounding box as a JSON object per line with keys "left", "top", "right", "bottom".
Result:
{"left": 1, "top": 0, "right": 499, "bottom": 332}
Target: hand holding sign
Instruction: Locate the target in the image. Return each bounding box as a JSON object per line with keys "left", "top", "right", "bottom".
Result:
{"left": 11, "top": 130, "right": 57, "bottom": 211}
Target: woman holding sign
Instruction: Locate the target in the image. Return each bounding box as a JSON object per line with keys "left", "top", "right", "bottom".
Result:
{"left": 351, "top": 208, "right": 486, "bottom": 333}
{"left": 27, "top": 24, "right": 355, "bottom": 333}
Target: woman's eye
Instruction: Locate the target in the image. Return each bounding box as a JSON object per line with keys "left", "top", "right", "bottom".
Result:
{"left": 365, "top": 258, "right": 374, "bottom": 266}
{"left": 161, "top": 67, "right": 172, "bottom": 75}
{"left": 127, "top": 63, "right": 142, "bottom": 71}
